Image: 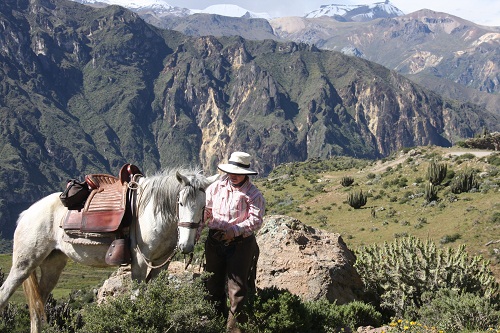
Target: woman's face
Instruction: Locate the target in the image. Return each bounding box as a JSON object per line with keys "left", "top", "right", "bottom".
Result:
{"left": 227, "top": 173, "right": 246, "bottom": 185}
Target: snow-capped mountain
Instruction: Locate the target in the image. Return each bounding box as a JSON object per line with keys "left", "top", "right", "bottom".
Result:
{"left": 305, "top": 1, "right": 404, "bottom": 21}
{"left": 191, "top": 4, "right": 271, "bottom": 19}
{"left": 72, "top": 0, "right": 270, "bottom": 18}
{"left": 72, "top": 0, "right": 190, "bottom": 16}
{"left": 70, "top": 0, "right": 404, "bottom": 21}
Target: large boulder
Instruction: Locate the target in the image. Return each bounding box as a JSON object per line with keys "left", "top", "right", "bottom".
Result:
{"left": 255, "top": 215, "right": 364, "bottom": 304}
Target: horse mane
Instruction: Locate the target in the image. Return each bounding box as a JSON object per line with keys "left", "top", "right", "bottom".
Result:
{"left": 138, "top": 167, "right": 207, "bottom": 222}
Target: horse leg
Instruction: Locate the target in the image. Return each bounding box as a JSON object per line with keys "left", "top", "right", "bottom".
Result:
{"left": 0, "top": 259, "right": 34, "bottom": 309}
{"left": 22, "top": 250, "right": 68, "bottom": 333}
{"left": 38, "top": 250, "right": 68, "bottom": 303}
{"left": 0, "top": 250, "right": 53, "bottom": 333}
{"left": 0, "top": 243, "right": 54, "bottom": 311}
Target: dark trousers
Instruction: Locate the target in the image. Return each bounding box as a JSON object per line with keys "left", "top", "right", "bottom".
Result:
{"left": 205, "top": 230, "right": 259, "bottom": 333}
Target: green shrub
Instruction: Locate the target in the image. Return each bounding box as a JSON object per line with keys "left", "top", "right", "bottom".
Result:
{"left": 340, "top": 176, "right": 354, "bottom": 187}
{"left": 306, "top": 299, "right": 382, "bottom": 332}
{"left": 440, "top": 233, "right": 461, "bottom": 244}
{"left": 244, "top": 287, "right": 311, "bottom": 333}
{"left": 0, "top": 297, "right": 30, "bottom": 333}
{"left": 76, "top": 271, "right": 224, "bottom": 333}
{"left": 245, "top": 288, "right": 382, "bottom": 333}
{"left": 355, "top": 236, "right": 499, "bottom": 320}
{"left": 418, "top": 288, "right": 500, "bottom": 332}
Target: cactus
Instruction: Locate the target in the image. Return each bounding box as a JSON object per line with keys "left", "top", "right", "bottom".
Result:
{"left": 424, "top": 182, "right": 438, "bottom": 202}
{"left": 340, "top": 176, "right": 354, "bottom": 187}
{"left": 427, "top": 160, "right": 447, "bottom": 185}
{"left": 450, "top": 169, "right": 478, "bottom": 194}
{"left": 355, "top": 236, "right": 499, "bottom": 318}
{"left": 347, "top": 189, "right": 367, "bottom": 209}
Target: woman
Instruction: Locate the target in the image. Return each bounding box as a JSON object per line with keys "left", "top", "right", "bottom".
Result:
{"left": 202, "top": 151, "right": 265, "bottom": 333}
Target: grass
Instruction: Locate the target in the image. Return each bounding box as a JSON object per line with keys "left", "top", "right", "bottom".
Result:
{"left": 255, "top": 145, "right": 500, "bottom": 280}
{"left": 0, "top": 254, "right": 114, "bottom": 304}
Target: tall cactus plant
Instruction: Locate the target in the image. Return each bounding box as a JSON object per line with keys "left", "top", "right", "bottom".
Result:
{"left": 424, "top": 182, "right": 438, "bottom": 202}
{"left": 347, "top": 189, "right": 367, "bottom": 209}
{"left": 450, "top": 169, "right": 479, "bottom": 194}
{"left": 427, "top": 160, "right": 447, "bottom": 185}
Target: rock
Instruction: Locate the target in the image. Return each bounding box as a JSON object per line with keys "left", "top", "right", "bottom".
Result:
{"left": 255, "top": 215, "right": 364, "bottom": 304}
{"left": 357, "top": 326, "right": 391, "bottom": 333}
{"left": 96, "top": 266, "right": 132, "bottom": 303}
{"left": 96, "top": 261, "right": 200, "bottom": 303}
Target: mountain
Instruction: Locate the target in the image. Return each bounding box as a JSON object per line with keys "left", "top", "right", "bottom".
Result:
{"left": 78, "top": 0, "right": 498, "bottom": 114}
{"left": 270, "top": 11, "right": 500, "bottom": 114}
{"left": 0, "top": 0, "right": 497, "bottom": 239}
{"left": 72, "top": 0, "right": 270, "bottom": 18}
{"left": 191, "top": 4, "right": 271, "bottom": 19}
{"left": 304, "top": 1, "right": 404, "bottom": 22}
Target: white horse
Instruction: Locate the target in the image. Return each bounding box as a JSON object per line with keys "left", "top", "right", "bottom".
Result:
{"left": 0, "top": 167, "right": 218, "bottom": 333}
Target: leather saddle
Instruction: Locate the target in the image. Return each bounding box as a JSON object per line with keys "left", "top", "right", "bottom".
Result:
{"left": 63, "top": 163, "right": 142, "bottom": 233}
{"left": 62, "top": 164, "right": 142, "bottom": 265}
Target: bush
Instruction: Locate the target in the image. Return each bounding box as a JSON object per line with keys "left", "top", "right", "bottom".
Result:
{"left": 306, "top": 299, "right": 382, "bottom": 332}
{"left": 418, "top": 288, "right": 500, "bottom": 332}
{"left": 76, "top": 271, "right": 225, "bottom": 333}
{"left": 244, "top": 288, "right": 382, "bottom": 333}
{"left": 355, "top": 236, "right": 499, "bottom": 320}
{"left": 244, "top": 287, "right": 311, "bottom": 333}
{"left": 340, "top": 176, "right": 354, "bottom": 187}
{"left": 0, "top": 303, "right": 30, "bottom": 333}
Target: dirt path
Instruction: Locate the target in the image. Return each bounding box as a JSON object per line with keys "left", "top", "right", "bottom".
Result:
{"left": 369, "top": 148, "right": 495, "bottom": 173}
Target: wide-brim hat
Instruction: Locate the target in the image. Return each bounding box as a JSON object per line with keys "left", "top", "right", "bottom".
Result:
{"left": 218, "top": 151, "right": 258, "bottom": 175}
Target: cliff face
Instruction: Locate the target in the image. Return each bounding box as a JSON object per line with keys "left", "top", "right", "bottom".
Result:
{"left": 154, "top": 36, "right": 495, "bottom": 174}
{"left": 0, "top": 0, "right": 497, "bottom": 237}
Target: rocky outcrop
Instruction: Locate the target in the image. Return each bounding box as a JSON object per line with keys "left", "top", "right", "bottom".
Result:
{"left": 255, "top": 215, "right": 364, "bottom": 304}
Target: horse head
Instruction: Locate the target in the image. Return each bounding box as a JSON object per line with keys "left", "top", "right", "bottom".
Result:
{"left": 175, "top": 171, "right": 219, "bottom": 253}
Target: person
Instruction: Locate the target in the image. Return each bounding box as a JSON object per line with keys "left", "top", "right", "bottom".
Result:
{"left": 201, "top": 151, "right": 265, "bottom": 333}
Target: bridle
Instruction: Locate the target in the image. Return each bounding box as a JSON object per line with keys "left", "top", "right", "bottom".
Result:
{"left": 177, "top": 186, "right": 205, "bottom": 231}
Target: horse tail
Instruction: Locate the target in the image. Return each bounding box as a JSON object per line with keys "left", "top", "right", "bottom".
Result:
{"left": 23, "top": 271, "right": 47, "bottom": 329}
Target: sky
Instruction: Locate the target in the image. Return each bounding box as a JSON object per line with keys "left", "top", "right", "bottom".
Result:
{"left": 164, "top": 0, "right": 500, "bottom": 27}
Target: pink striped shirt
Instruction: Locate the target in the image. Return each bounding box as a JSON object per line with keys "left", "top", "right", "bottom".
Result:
{"left": 202, "top": 175, "right": 265, "bottom": 238}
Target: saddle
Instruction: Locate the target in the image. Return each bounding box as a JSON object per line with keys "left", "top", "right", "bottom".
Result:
{"left": 62, "top": 164, "right": 142, "bottom": 265}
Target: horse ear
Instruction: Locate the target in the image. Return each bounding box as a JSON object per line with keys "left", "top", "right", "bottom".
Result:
{"left": 206, "top": 174, "right": 219, "bottom": 185}
{"left": 176, "top": 171, "right": 190, "bottom": 186}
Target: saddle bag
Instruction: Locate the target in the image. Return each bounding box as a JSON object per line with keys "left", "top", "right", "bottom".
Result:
{"left": 105, "top": 238, "right": 131, "bottom": 266}
{"left": 60, "top": 179, "right": 91, "bottom": 210}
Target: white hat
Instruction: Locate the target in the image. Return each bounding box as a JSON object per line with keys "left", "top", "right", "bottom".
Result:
{"left": 218, "top": 152, "right": 258, "bottom": 175}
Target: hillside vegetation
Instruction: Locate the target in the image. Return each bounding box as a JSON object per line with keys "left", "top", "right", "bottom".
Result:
{"left": 1, "top": 145, "right": 499, "bottom": 332}
{"left": 255, "top": 145, "right": 500, "bottom": 279}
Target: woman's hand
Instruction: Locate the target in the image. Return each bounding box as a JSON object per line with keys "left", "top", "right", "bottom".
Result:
{"left": 222, "top": 227, "right": 235, "bottom": 241}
